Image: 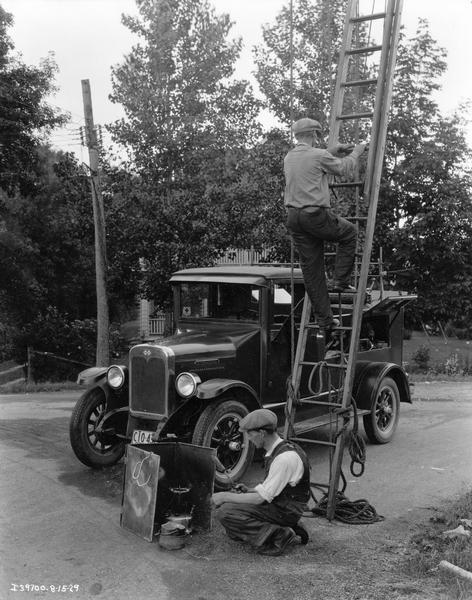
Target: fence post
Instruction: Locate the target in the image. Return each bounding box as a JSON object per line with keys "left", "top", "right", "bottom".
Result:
{"left": 27, "top": 346, "right": 34, "bottom": 384}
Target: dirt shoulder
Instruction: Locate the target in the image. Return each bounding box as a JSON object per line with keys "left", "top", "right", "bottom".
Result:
{"left": 162, "top": 507, "right": 447, "bottom": 600}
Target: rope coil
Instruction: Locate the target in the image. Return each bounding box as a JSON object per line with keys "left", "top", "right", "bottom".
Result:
{"left": 310, "top": 490, "right": 385, "bottom": 524}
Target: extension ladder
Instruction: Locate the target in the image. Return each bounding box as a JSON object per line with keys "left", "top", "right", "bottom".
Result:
{"left": 284, "top": 0, "right": 404, "bottom": 520}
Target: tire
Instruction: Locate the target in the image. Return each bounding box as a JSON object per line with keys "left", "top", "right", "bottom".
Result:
{"left": 192, "top": 399, "right": 255, "bottom": 490}
{"left": 69, "top": 388, "right": 125, "bottom": 468}
{"left": 363, "top": 376, "right": 400, "bottom": 444}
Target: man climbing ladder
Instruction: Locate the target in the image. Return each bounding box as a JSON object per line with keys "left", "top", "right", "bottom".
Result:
{"left": 283, "top": 0, "right": 404, "bottom": 521}
{"left": 284, "top": 117, "right": 367, "bottom": 341}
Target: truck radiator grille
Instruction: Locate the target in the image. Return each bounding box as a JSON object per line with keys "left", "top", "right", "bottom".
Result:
{"left": 129, "top": 346, "right": 170, "bottom": 418}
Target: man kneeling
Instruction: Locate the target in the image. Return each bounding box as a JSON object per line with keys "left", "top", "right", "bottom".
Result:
{"left": 212, "top": 409, "right": 310, "bottom": 556}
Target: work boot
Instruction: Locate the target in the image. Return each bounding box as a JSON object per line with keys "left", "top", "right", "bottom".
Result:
{"left": 320, "top": 318, "right": 340, "bottom": 347}
{"left": 330, "top": 281, "right": 357, "bottom": 293}
{"left": 257, "top": 527, "right": 297, "bottom": 556}
{"left": 293, "top": 522, "right": 309, "bottom": 545}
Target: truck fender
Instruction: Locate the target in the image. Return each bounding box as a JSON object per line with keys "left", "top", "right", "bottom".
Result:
{"left": 76, "top": 366, "right": 129, "bottom": 413}
{"left": 196, "top": 378, "right": 259, "bottom": 405}
{"left": 77, "top": 366, "right": 108, "bottom": 387}
{"left": 353, "top": 361, "right": 411, "bottom": 411}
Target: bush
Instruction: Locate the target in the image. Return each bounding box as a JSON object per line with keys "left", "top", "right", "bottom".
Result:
{"left": 12, "top": 307, "right": 125, "bottom": 382}
{"left": 411, "top": 344, "right": 431, "bottom": 371}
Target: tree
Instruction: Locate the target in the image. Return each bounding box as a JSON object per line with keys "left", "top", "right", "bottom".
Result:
{"left": 377, "top": 22, "right": 472, "bottom": 325}
{"left": 253, "top": 0, "right": 348, "bottom": 128}
{"left": 0, "top": 149, "right": 96, "bottom": 328}
{"left": 0, "top": 6, "right": 66, "bottom": 197}
{"left": 108, "top": 0, "right": 263, "bottom": 305}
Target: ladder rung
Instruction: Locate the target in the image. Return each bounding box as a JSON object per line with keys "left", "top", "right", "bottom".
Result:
{"left": 337, "top": 111, "right": 374, "bottom": 120}
{"left": 341, "top": 78, "right": 378, "bottom": 88}
{"left": 329, "top": 181, "right": 364, "bottom": 188}
{"left": 324, "top": 362, "right": 348, "bottom": 369}
{"left": 304, "top": 323, "right": 352, "bottom": 331}
{"left": 290, "top": 437, "right": 337, "bottom": 447}
{"left": 350, "top": 12, "right": 386, "bottom": 23}
{"left": 346, "top": 44, "right": 383, "bottom": 56}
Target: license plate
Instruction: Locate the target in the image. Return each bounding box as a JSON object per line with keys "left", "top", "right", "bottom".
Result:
{"left": 131, "top": 430, "right": 155, "bottom": 445}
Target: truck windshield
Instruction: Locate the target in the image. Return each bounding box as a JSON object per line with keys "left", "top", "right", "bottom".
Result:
{"left": 179, "top": 282, "right": 260, "bottom": 321}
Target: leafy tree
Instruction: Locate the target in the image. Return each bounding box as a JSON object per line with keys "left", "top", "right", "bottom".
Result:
{"left": 0, "top": 6, "right": 66, "bottom": 197}
{"left": 108, "top": 0, "right": 263, "bottom": 306}
{"left": 377, "top": 22, "right": 472, "bottom": 325}
{"left": 0, "top": 149, "right": 96, "bottom": 328}
{"left": 254, "top": 0, "right": 348, "bottom": 129}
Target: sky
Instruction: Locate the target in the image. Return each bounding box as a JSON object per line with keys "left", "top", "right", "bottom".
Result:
{"left": 3, "top": 0, "right": 472, "bottom": 159}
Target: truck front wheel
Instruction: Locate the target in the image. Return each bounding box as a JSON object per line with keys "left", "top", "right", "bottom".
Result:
{"left": 69, "top": 388, "right": 125, "bottom": 468}
{"left": 192, "top": 399, "right": 255, "bottom": 490}
{"left": 363, "top": 376, "right": 400, "bottom": 444}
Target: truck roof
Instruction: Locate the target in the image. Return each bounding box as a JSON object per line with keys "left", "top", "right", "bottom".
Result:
{"left": 170, "top": 265, "right": 416, "bottom": 312}
{"left": 170, "top": 265, "right": 304, "bottom": 286}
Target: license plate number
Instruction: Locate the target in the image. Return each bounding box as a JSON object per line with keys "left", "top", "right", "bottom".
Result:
{"left": 131, "top": 430, "right": 155, "bottom": 445}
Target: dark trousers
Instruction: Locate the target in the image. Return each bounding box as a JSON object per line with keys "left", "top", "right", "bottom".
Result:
{"left": 286, "top": 206, "right": 357, "bottom": 327}
{"left": 215, "top": 500, "right": 303, "bottom": 550}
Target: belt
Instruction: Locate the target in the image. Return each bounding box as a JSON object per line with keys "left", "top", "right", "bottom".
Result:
{"left": 287, "top": 205, "right": 326, "bottom": 212}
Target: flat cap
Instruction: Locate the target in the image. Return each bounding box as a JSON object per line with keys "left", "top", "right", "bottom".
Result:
{"left": 292, "top": 118, "right": 322, "bottom": 134}
{"left": 239, "top": 409, "right": 277, "bottom": 432}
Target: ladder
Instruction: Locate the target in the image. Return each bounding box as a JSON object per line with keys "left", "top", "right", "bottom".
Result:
{"left": 284, "top": 0, "right": 403, "bottom": 520}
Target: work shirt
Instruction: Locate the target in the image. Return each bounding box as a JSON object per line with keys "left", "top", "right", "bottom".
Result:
{"left": 284, "top": 143, "right": 362, "bottom": 209}
{"left": 254, "top": 437, "right": 304, "bottom": 503}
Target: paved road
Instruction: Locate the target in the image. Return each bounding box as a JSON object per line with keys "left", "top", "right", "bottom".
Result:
{"left": 0, "top": 384, "right": 471, "bottom": 600}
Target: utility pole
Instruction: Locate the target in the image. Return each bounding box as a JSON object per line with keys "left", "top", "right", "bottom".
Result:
{"left": 81, "top": 79, "right": 110, "bottom": 367}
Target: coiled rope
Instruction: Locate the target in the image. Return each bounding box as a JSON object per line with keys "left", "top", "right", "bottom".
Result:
{"left": 346, "top": 397, "right": 366, "bottom": 477}
{"left": 309, "top": 490, "right": 385, "bottom": 524}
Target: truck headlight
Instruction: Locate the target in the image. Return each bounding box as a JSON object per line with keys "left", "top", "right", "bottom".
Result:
{"left": 176, "top": 372, "right": 201, "bottom": 398}
{"left": 107, "top": 365, "right": 125, "bottom": 389}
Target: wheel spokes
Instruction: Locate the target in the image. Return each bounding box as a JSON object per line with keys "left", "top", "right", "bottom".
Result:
{"left": 375, "top": 389, "right": 394, "bottom": 431}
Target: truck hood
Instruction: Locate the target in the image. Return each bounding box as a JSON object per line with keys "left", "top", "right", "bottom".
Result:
{"left": 156, "top": 324, "right": 259, "bottom": 363}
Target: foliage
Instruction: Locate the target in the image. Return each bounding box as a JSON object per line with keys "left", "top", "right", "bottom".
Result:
{"left": 377, "top": 22, "right": 472, "bottom": 325}
{"left": 108, "top": 0, "right": 264, "bottom": 305}
{"left": 0, "top": 149, "right": 97, "bottom": 328}
{"left": 0, "top": 7, "right": 101, "bottom": 362}
{"left": 410, "top": 344, "right": 431, "bottom": 371}
{"left": 0, "top": 6, "right": 67, "bottom": 197}
{"left": 253, "top": 0, "right": 347, "bottom": 128}
{"left": 11, "top": 307, "right": 124, "bottom": 382}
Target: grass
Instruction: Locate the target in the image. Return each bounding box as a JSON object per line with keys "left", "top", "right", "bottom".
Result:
{"left": 403, "top": 331, "right": 472, "bottom": 377}
{"left": 405, "top": 489, "right": 472, "bottom": 599}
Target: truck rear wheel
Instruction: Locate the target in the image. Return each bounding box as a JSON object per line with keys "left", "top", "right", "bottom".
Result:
{"left": 192, "top": 399, "right": 254, "bottom": 490}
{"left": 69, "top": 388, "right": 125, "bottom": 468}
{"left": 363, "top": 376, "right": 400, "bottom": 444}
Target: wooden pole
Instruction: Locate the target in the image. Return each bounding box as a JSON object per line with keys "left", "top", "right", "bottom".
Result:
{"left": 27, "top": 346, "right": 33, "bottom": 384}
{"left": 81, "top": 79, "right": 110, "bottom": 367}
{"left": 439, "top": 561, "right": 472, "bottom": 582}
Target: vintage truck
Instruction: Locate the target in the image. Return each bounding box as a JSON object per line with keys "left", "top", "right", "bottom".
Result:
{"left": 69, "top": 265, "right": 415, "bottom": 488}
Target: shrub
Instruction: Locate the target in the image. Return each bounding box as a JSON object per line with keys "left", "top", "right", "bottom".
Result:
{"left": 444, "top": 353, "right": 460, "bottom": 376}
{"left": 411, "top": 344, "right": 431, "bottom": 371}
{"left": 12, "top": 307, "right": 125, "bottom": 382}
